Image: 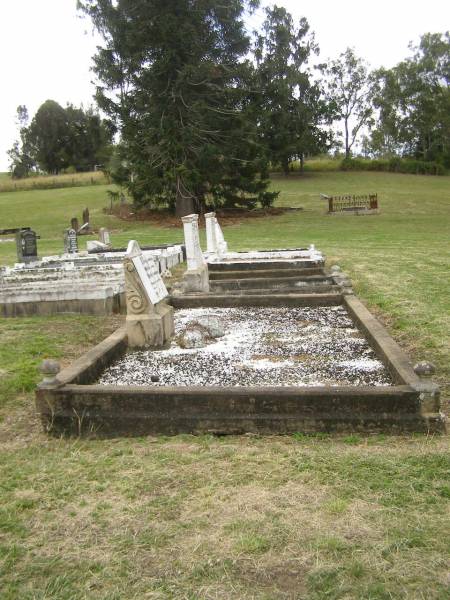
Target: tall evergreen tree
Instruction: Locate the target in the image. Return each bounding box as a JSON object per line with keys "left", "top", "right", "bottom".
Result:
{"left": 78, "top": 0, "right": 275, "bottom": 215}
{"left": 253, "top": 6, "right": 328, "bottom": 174}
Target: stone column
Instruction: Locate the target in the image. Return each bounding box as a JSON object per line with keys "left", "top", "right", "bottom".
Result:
{"left": 181, "top": 214, "right": 209, "bottom": 293}
{"left": 205, "top": 212, "right": 218, "bottom": 254}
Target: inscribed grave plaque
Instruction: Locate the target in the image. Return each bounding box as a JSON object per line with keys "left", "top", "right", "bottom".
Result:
{"left": 136, "top": 254, "right": 168, "bottom": 305}
{"left": 65, "top": 228, "right": 78, "bottom": 254}
{"left": 16, "top": 229, "right": 38, "bottom": 263}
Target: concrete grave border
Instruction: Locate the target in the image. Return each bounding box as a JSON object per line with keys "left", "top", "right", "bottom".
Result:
{"left": 35, "top": 293, "right": 445, "bottom": 437}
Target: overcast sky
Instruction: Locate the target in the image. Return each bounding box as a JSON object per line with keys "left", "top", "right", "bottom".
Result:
{"left": 1, "top": 0, "right": 448, "bottom": 171}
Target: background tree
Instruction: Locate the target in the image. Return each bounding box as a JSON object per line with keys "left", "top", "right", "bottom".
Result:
{"left": 64, "top": 104, "right": 112, "bottom": 171}
{"left": 7, "top": 105, "right": 35, "bottom": 178}
{"left": 78, "top": 0, "right": 276, "bottom": 216}
{"left": 26, "top": 100, "right": 70, "bottom": 174}
{"left": 323, "top": 48, "right": 373, "bottom": 158}
{"left": 253, "top": 6, "right": 329, "bottom": 174}
{"left": 370, "top": 32, "right": 450, "bottom": 165}
{"left": 8, "top": 101, "right": 112, "bottom": 176}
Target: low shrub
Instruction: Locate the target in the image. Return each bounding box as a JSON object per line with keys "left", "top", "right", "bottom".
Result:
{"left": 340, "top": 157, "right": 446, "bottom": 175}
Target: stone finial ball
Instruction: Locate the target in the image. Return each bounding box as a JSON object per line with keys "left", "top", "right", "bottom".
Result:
{"left": 339, "top": 278, "right": 352, "bottom": 288}
{"left": 330, "top": 265, "right": 341, "bottom": 273}
{"left": 413, "top": 361, "right": 436, "bottom": 377}
{"left": 39, "top": 359, "right": 61, "bottom": 376}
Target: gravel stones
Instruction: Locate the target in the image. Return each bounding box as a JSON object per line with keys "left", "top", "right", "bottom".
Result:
{"left": 98, "top": 307, "right": 393, "bottom": 388}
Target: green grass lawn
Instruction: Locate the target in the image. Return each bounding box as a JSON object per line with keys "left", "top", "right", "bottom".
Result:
{"left": 0, "top": 171, "right": 449, "bottom": 599}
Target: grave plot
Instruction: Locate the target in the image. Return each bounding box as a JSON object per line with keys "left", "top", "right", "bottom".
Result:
{"left": 99, "top": 306, "right": 393, "bottom": 388}
{"left": 34, "top": 230, "right": 443, "bottom": 437}
{"left": 35, "top": 292, "right": 444, "bottom": 436}
{"left": 0, "top": 243, "right": 184, "bottom": 317}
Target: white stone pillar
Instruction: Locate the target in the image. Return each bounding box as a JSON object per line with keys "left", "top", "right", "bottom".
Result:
{"left": 181, "top": 214, "right": 209, "bottom": 293}
{"left": 204, "top": 212, "right": 218, "bottom": 254}
{"left": 182, "top": 214, "right": 205, "bottom": 271}
{"left": 214, "top": 217, "right": 228, "bottom": 258}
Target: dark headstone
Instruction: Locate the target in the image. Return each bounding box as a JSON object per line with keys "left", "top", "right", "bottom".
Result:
{"left": 82, "top": 207, "right": 90, "bottom": 225}
{"left": 71, "top": 217, "right": 79, "bottom": 232}
{"left": 64, "top": 228, "right": 78, "bottom": 254}
{"left": 15, "top": 229, "right": 38, "bottom": 263}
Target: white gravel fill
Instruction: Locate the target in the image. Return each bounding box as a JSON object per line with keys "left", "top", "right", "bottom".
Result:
{"left": 98, "top": 307, "right": 393, "bottom": 388}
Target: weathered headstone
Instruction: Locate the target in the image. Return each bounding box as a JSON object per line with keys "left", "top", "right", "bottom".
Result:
{"left": 214, "top": 217, "right": 228, "bottom": 257}
{"left": 64, "top": 228, "right": 78, "bottom": 254}
{"left": 82, "top": 207, "right": 90, "bottom": 226}
{"left": 15, "top": 229, "right": 38, "bottom": 263}
{"left": 181, "top": 214, "right": 209, "bottom": 292}
{"left": 205, "top": 212, "right": 218, "bottom": 254}
{"left": 71, "top": 217, "right": 79, "bottom": 232}
{"left": 123, "top": 240, "right": 174, "bottom": 347}
{"left": 98, "top": 227, "right": 111, "bottom": 247}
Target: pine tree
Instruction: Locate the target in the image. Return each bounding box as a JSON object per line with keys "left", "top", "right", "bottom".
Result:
{"left": 253, "top": 6, "right": 328, "bottom": 174}
{"left": 78, "top": 0, "right": 276, "bottom": 215}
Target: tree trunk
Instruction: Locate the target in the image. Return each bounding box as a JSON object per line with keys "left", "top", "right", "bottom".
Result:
{"left": 345, "top": 117, "right": 350, "bottom": 159}
{"left": 299, "top": 154, "right": 304, "bottom": 173}
{"left": 282, "top": 157, "right": 290, "bottom": 176}
{"left": 175, "top": 177, "right": 195, "bottom": 217}
{"left": 175, "top": 193, "right": 195, "bottom": 217}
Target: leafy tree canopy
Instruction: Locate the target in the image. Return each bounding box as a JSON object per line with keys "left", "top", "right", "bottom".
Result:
{"left": 253, "top": 5, "right": 330, "bottom": 174}
{"left": 370, "top": 32, "right": 450, "bottom": 166}
{"left": 8, "top": 100, "right": 112, "bottom": 177}
{"left": 322, "top": 48, "right": 373, "bottom": 158}
{"left": 78, "top": 0, "right": 277, "bottom": 215}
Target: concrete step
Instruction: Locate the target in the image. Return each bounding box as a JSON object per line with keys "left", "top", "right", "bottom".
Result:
{"left": 207, "top": 259, "right": 324, "bottom": 272}
{"left": 210, "top": 275, "right": 333, "bottom": 291}
{"left": 209, "top": 267, "right": 325, "bottom": 280}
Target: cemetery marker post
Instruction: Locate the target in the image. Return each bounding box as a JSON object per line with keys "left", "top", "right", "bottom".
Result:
{"left": 181, "top": 214, "right": 209, "bottom": 293}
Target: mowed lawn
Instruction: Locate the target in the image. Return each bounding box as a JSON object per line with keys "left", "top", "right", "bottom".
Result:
{"left": 0, "top": 171, "right": 449, "bottom": 599}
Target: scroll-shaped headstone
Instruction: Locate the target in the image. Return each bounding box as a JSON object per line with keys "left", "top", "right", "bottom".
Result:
{"left": 123, "top": 240, "right": 174, "bottom": 347}
{"left": 181, "top": 214, "right": 209, "bottom": 292}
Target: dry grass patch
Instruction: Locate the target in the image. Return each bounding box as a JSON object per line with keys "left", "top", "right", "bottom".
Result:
{"left": 1, "top": 434, "right": 449, "bottom": 599}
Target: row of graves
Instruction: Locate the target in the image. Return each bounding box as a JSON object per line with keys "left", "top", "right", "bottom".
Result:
{"left": 35, "top": 211, "right": 444, "bottom": 436}
{"left": 0, "top": 223, "right": 184, "bottom": 317}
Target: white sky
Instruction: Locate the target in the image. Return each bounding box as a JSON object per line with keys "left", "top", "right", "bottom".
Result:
{"left": 0, "top": 0, "right": 449, "bottom": 171}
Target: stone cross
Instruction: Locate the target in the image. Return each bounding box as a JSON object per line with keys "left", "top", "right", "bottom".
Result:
{"left": 181, "top": 214, "right": 209, "bottom": 292}
{"left": 123, "top": 240, "right": 174, "bottom": 347}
